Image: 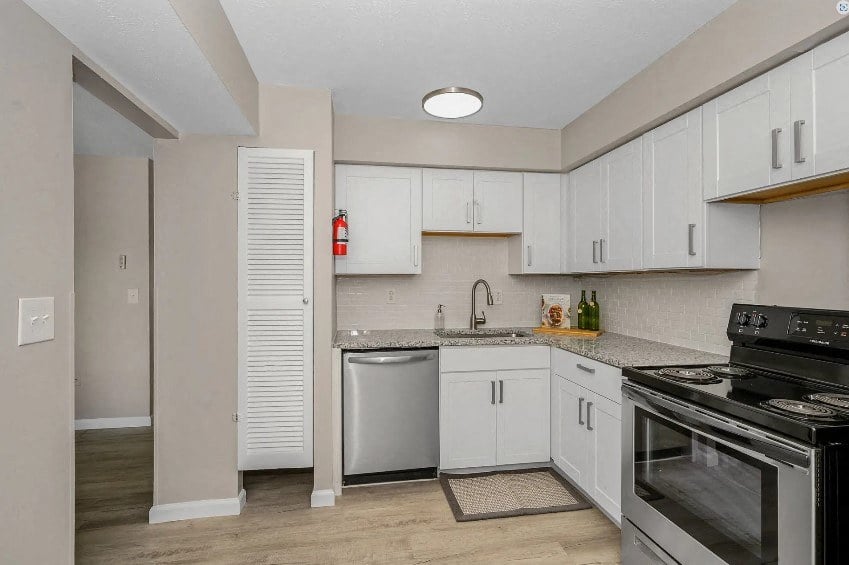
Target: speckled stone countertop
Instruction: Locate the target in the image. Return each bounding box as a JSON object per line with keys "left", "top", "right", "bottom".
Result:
{"left": 333, "top": 328, "right": 728, "bottom": 368}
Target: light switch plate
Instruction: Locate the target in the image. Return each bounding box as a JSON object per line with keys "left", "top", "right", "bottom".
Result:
{"left": 128, "top": 288, "right": 139, "bottom": 304}
{"left": 18, "top": 297, "right": 55, "bottom": 346}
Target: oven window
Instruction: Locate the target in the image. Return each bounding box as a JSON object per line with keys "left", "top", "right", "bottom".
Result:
{"left": 633, "top": 407, "right": 778, "bottom": 565}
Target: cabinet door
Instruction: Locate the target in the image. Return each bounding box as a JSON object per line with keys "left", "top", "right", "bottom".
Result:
{"left": 496, "top": 369, "right": 550, "bottom": 465}
{"left": 510, "top": 173, "right": 561, "bottom": 274}
{"left": 703, "top": 75, "right": 778, "bottom": 199}
{"left": 569, "top": 160, "right": 602, "bottom": 273}
{"left": 813, "top": 32, "right": 849, "bottom": 176}
{"left": 642, "top": 108, "right": 704, "bottom": 269}
{"left": 473, "top": 171, "right": 523, "bottom": 233}
{"left": 551, "top": 375, "right": 588, "bottom": 487}
{"left": 600, "top": 138, "right": 643, "bottom": 271}
{"left": 335, "top": 165, "right": 422, "bottom": 274}
{"left": 422, "top": 168, "right": 474, "bottom": 232}
{"left": 586, "top": 392, "right": 622, "bottom": 522}
{"left": 440, "top": 371, "right": 497, "bottom": 469}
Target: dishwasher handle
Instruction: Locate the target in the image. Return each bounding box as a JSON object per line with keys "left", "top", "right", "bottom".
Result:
{"left": 347, "top": 353, "right": 435, "bottom": 365}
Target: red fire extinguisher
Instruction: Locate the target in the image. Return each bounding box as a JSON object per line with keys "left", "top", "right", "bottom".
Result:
{"left": 332, "top": 210, "right": 348, "bottom": 256}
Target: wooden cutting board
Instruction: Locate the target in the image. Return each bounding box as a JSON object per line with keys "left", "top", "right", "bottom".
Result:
{"left": 533, "top": 326, "right": 604, "bottom": 338}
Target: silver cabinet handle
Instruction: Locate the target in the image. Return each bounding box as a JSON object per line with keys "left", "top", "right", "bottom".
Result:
{"left": 413, "top": 244, "right": 419, "bottom": 267}
{"left": 466, "top": 202, "right": 472, "bottom": 224}
{"left": 475, "top": 200, "right": 482, "bottom": 225}
{"left": 688, "top": 223, "right": 696, "bottom": 256}
{"left": 586, "top": 401, "right": 594, "bottom": 431}
{"left": 303, "top": 297, "right": 310, "bottom": 304}
{"left": 348, "top": 354, "right": 434, "bottom": 365}
{"left": 576, "top": 363, "right": 595, "bottom": 374}
{"left": 599, "top": 239, "right": 605, "bottom": 263}
{"left": 491, "top": 380, "right": 496, "bottom": 405}
{"left": 794, "top": 119, "right": 806, "bottom": 163}
{"left": 592, "top": 240, "right": 598, "bottom": 264}
{"left": 578, "top": 397, "right": 585, "bottom": 425}
{"left": 527, "top": 245, "right": 532, "bottom": 267}
{"left": 499, "top": 380, "right": 504, "bottom": 404}
{"left": 771, "top": 127, "right": 783, "bottom": 169}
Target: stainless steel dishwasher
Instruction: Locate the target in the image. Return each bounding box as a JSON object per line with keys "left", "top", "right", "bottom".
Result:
{"left": 343, "top": 349, "right": 438, "bottom": 485}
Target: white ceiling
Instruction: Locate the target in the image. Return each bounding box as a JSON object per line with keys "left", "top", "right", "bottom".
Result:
{"left": 73, "top": 84, "right": 154, "bottom": 159}
{"left": 221, "top": 0, "right": 736, "bottom": 129}
{"left": 24, "top": 0, "right": 254, "bottom": 136}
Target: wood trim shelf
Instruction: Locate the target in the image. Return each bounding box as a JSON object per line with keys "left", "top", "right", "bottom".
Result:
{"left": 720, "top": 169, "right": 849, "bottom": 204}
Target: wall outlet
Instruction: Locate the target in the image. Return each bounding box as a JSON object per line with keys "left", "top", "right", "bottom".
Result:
{"left": 128, "top": 288, "right": 139, "bottom": 304}
{"left": 74, "top": 375, "right": 81, "bottom": 387}
{"left": 386, "top": 289, "right": 397, "bottom": 304}
{"left": 493, "top": 290, "right": 503, "bottom": 305}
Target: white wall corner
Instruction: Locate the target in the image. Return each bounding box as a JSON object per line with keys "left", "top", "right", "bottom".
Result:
{"left": 149, "top": 489, "right": 246, "bottom": 524}
{"left": 74, "top": 416, "right": 151, "bottom": 430}
{"left": 310, "top": 489, "right": 336, "bottom": 508}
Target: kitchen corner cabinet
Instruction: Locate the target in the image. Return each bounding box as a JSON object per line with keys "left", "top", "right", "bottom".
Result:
{"left": 569, "top": 138, "right": 643, "bottom": 273}
{"left": 508, "top": 173, "right": 561, "bottom": 274}
{"left": 439, "top": 346, "right": 550, "bottom": 470}
{"left": 643, "top": 108, "right": 761, "bottom": 270}
{"left": 335, "top": 165, "right": 422, "bottom": 274}
{"left": 551, "top": 350, "right": 621, "bottom": 523}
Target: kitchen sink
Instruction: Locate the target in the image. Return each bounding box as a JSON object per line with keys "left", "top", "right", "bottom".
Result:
{"left": 435, "top": 329, "right": 533, "bottom": 339}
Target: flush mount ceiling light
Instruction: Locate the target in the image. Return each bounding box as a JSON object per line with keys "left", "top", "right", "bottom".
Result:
{"left": 422, "top": 87, "right": 483, "bottom": 119}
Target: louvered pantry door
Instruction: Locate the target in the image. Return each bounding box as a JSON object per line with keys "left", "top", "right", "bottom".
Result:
{"left": 238, "top": 147, "right": 313, "bottom": 470}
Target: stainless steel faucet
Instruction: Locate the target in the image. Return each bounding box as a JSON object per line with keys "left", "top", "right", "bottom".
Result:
{"left": 470, "top": 278, "right": 494, "bottom": 330}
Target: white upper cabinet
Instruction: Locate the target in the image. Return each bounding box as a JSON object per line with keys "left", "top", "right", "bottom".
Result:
{"left": 643, "top": 108, "right": 704, "bottom": 269}
{"left": 600, "top": 138, "right": 643, "bottom": 271}
{"left": 473, "top": 171, "right": 524, "bottom": 233}
{"left": 335, "top": 165, "right": 422, "bottom": 275}
{"left": 812, "top": 32, "right": 849, "bottom": 177}
{"left": 508, "top": 173, "right": 561, "bottom": 274}
{"left": 569, "top": 160, "right": 603, "bottom": 273}
{"left": 569, "top": 139, "right": 642, "bottom": 273}
{"left": 422, "top": 168, "right": 474, "bottom": 231}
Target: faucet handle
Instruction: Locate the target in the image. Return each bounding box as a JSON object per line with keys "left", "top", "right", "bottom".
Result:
{"left": 479, "top": 311, "right": 486, "bottom": 324}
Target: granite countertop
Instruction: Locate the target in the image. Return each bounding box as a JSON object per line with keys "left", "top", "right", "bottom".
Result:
{"left": 333, "top": 328, "right": 728, "bottom": 368}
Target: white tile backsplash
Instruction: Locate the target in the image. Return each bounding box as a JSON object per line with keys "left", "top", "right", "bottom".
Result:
{"left": 336, "top": 236, "right": 759, "bottom": 355}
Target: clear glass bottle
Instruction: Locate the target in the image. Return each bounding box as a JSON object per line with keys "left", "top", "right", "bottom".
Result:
{"left": 588, "top": 291, "right": 600, "bottom": 331}
{"left": 577, "top": 291, "right": 588, "bottom": 330}
{"left": 434, "top": 304, "right": 445, "bottom": 330}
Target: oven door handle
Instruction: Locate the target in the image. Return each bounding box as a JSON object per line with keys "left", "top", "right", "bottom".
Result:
{"left": 623, "top": 384, "right": 811, "bottom": 469}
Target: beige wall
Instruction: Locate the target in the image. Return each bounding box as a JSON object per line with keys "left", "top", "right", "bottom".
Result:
{"left": 74, "top": 155, "right": 150, "bottom": 420}
{"left": 335, "top": 114, "right": 561, "bottom": 171}
{"left": 759, "top": 192, "right": 849, "bottom": 309}
{"left": 0, "top": 0, "right": 74, "bottom": 562}
{"left": 153, "top": 84, "right": 334, "bottom": 505}
{"left": 562, "top": 0, "right": 849, "bottom": 169}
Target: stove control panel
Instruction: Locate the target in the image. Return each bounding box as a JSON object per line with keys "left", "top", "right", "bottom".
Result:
{"left": 728, "top": 303, "right": 849, "bottom": 349}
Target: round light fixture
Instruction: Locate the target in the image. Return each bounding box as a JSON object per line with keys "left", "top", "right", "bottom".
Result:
{"left": 422, "top": 87, "right": 483, "bottom": 119}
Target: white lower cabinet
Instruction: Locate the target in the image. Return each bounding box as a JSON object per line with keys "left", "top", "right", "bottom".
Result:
{"left": 551, "top": 350, "right": 622, "bottom": 523}
{"left": 440, "top": 346, "right": 550, "bottom": 470}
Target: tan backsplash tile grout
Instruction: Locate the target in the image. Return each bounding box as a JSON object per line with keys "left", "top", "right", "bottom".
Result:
{"left": 336, "top": 237, "right": 758, "bottom": 355}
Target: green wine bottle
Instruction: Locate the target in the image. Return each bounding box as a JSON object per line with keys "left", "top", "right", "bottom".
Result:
{"left": 589, "top": 290, "right": 600, "bottom": 331}
{"left": 577, "top": 290, "right": 588, "bottom": 330}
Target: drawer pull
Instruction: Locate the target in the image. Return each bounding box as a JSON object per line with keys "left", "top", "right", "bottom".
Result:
{"left": 576, "top": 363, "right": 595, "bottom": 374}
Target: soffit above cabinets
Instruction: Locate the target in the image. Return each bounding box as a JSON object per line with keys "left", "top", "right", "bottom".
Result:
{"left": 23, "top": 0, "right": 254, "bottom": 136}
{"left": 220, "top": 0, "right": 736, "bottom": 129}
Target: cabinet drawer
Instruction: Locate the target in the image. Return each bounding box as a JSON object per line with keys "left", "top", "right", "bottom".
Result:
{"left": 440, "top": 346, "right": 550, "bottom": 372}
{"left": 551, "top": 348, "right": 622, "bottom": 404}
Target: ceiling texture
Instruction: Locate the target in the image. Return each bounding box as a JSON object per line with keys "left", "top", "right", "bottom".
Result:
{"left": 221, "top": 0, "right": 737, "bottom": 129}
{"left": 73, "top": 84, "right": 154, "bottom": 159}
{"left": 24, "top": 0, "right": 254, "bottom": 135}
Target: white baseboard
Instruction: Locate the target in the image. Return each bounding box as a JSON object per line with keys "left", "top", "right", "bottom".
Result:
{"left": 310, "top": 489, "right": 336, "bottom": 508}
{"left": 75, "top": 416, "right": 151, "bottom": 430}
{"left": 149, "top": 489, "right": 246, "bottom": 524}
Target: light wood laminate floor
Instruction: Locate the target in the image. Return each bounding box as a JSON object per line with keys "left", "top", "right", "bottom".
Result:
{"left": 76, "top": 428, "right": 621, "bottom": 564}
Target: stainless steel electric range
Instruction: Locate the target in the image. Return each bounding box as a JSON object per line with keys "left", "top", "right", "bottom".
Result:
{"left": 621, "top": 304, "right": 849, "bottom": 565}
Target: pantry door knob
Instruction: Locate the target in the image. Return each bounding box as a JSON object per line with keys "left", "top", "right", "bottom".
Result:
{"left": 303, "top": 297, "right": 310, "bottom": 304}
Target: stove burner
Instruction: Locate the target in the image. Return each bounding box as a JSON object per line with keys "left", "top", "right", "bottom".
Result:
{"left": 706, "top": 365, "right": 750, "bottom": 378}
{"left": 761, "top": 399, "right": 842, "bottom": 420}
{"left": 807, "top": 393, "right": 849, "bottom": 411}
{"left": 656, "top": 368, "right": 721, "bottom": 385}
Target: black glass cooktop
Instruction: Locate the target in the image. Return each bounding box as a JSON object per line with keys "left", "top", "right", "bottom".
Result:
{"left": 623, "top": 363, "right": 849, "bottom": 444}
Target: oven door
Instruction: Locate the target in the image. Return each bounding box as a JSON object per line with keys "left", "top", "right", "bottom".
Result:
{"left": 622, "top": 383, "right": 819, "bottom": 565}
